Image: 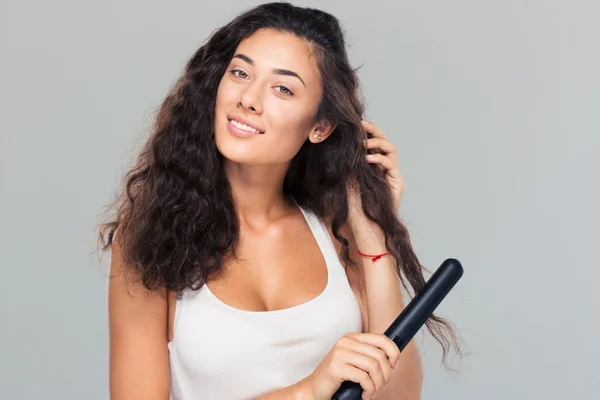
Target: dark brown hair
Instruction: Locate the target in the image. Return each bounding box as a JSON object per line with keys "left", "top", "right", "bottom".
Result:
{"left": 98, "top": 1, "right": 464, "bottom": 368}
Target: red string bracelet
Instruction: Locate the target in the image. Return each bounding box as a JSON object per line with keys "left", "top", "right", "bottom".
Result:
{"left": 357, "top": 250, "right": 389, "bottom": 262}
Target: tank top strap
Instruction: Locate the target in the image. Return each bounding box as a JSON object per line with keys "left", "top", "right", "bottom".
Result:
{"left": 293, "top": 200, "right": 345, "bottom": 278}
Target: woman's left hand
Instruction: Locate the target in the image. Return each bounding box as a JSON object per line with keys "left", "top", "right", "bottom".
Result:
{"left": 362, "top": 120, "right": 404, "bottom": 211}
{"left": 346, "top": 120, "right": 405, "bottom": 232}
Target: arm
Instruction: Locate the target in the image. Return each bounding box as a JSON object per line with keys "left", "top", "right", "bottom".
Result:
{"left": 252, "top": 377, "right": 312, "bottom": 400}
{"left": 108, "top": 238, "right": 171, "bottom": 400}
{"left": 346, "top": 223, "right": 423, "bottom": 400}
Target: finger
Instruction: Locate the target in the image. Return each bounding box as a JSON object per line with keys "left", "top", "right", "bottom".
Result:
{"left": 344, "top": 333, "right": 401, "bottom": 367}
{"left": 365, "top": 153, "right": 398, "bottom": 177}
{"left": 334, "top": 358, "right": 376, "bottom": 400}
{"left": 342, "top": 351, "right": 387, "bottom": 396}
{"left": 363, "top": 138, "right": 396, "bottom": 156}
{"left": 361, "top": 120, "right": 387, "bottom": 140}
{"left": 342, "top": 342, "right": 392, "bottom": 390}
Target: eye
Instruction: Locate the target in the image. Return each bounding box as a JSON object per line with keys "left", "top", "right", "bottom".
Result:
{"left": 231, "top": 69, "right": 249, "bottom": 79}
{"left": 275, "top": 86, "right": 294, "bottom": 96}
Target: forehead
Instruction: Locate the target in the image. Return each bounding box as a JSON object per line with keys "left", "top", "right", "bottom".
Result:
{"left": 233, "top": 29, "right": 321, "bottom": 86}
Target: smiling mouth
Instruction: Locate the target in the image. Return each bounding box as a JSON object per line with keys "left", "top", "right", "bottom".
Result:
{"left": 228, "top": 118, "right": 264, "bottom": 134}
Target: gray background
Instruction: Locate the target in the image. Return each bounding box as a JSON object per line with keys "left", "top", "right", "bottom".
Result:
{"left": 1, "top": 0, "right": 598, "bottom": 399}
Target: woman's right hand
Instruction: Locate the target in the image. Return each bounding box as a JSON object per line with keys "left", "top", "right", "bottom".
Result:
{"left": 303, "top": 332, "right": 401, "bottom": 400}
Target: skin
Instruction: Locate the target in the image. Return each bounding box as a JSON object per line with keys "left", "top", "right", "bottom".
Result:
{"left": 109, "top": 28, "right": 422, "bottom": 400}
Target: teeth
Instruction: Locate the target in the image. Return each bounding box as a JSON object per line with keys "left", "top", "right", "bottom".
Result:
{"left": 230, "top": 119, "right": 260, "bottom": 133}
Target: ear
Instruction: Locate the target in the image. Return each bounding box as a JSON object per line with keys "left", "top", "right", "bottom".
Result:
{"left": 308, "top": 120, "right": 337, "bottom": 144}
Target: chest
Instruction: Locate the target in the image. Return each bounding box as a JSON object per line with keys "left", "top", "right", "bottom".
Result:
{"left": 169, "top": 275, "right": 363, "bottom": 399}
{"left": 207, "top": 214, "right": 329, "bottom": 313}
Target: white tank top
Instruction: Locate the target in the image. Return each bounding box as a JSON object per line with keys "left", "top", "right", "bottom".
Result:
{"left": 167, "top": 203, "right": 363, "bottom": 400}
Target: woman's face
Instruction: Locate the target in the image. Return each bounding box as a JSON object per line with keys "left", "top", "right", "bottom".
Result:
{"left": 214, "top": 28, "right": 333, "bottom": 166}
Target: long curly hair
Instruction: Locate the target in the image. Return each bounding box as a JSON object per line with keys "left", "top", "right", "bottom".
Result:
{"left": 98, "top": 1, "right": 464, "bottom": 368}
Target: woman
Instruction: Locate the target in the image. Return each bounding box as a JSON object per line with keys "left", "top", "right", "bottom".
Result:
{"left": 100, "top": 2, "right": 461, "bottom": 400}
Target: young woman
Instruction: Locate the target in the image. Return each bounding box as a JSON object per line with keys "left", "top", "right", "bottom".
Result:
{"left": 100, "top": 2, "right": 461, "bottom": 400}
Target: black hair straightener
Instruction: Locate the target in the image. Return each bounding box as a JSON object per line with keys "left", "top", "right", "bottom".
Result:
{"left": 331, "top": 258, "right": 464, "bottom": 400}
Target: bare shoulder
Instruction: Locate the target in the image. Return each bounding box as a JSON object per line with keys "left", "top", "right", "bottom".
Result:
{"left": 108, "top": 236, "right": 168, "bottom": 308}
{"left": 323, "top": 217, "right": 369, "bottom": 332}
{"left": 107, "top": 234, "right": 170, "bottom": 400}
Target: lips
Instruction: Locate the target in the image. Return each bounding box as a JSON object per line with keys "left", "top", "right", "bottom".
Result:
{"left": 227, "top": 114, "right": 265, "bottom": 134}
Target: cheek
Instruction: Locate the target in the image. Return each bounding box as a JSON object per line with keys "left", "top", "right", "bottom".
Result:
{"left": 215, "top": 79, "right": 237, "bottom": 110}
{"left": 264, "top": 106, "right": 315, "bottom": 157}
{"left": 266, "top": 97, "right": 315, "bottom": 134}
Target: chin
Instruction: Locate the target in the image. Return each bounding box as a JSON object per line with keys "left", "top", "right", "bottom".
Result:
{"left": 218, "top": 147, "right": 261, "bottom": 165}
{"left": 214, "top": 131, "right": 262, "bottom": 165}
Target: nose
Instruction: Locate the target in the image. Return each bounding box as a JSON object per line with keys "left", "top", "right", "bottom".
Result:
{"left": 238, "top": 82, "right": 263, "bottom": 114}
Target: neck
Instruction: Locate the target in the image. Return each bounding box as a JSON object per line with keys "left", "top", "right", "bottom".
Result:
{"left": 223, "top": 160, "right": 294, "bottom": 227}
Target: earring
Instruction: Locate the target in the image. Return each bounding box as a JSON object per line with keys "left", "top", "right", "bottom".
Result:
{"left": 313, "top": 133, "right": 321, "bottom": 140}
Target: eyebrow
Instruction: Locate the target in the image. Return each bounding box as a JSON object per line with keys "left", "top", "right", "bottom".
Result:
{"left": 232, "top": 53, "right": 306, "bottom": 87}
